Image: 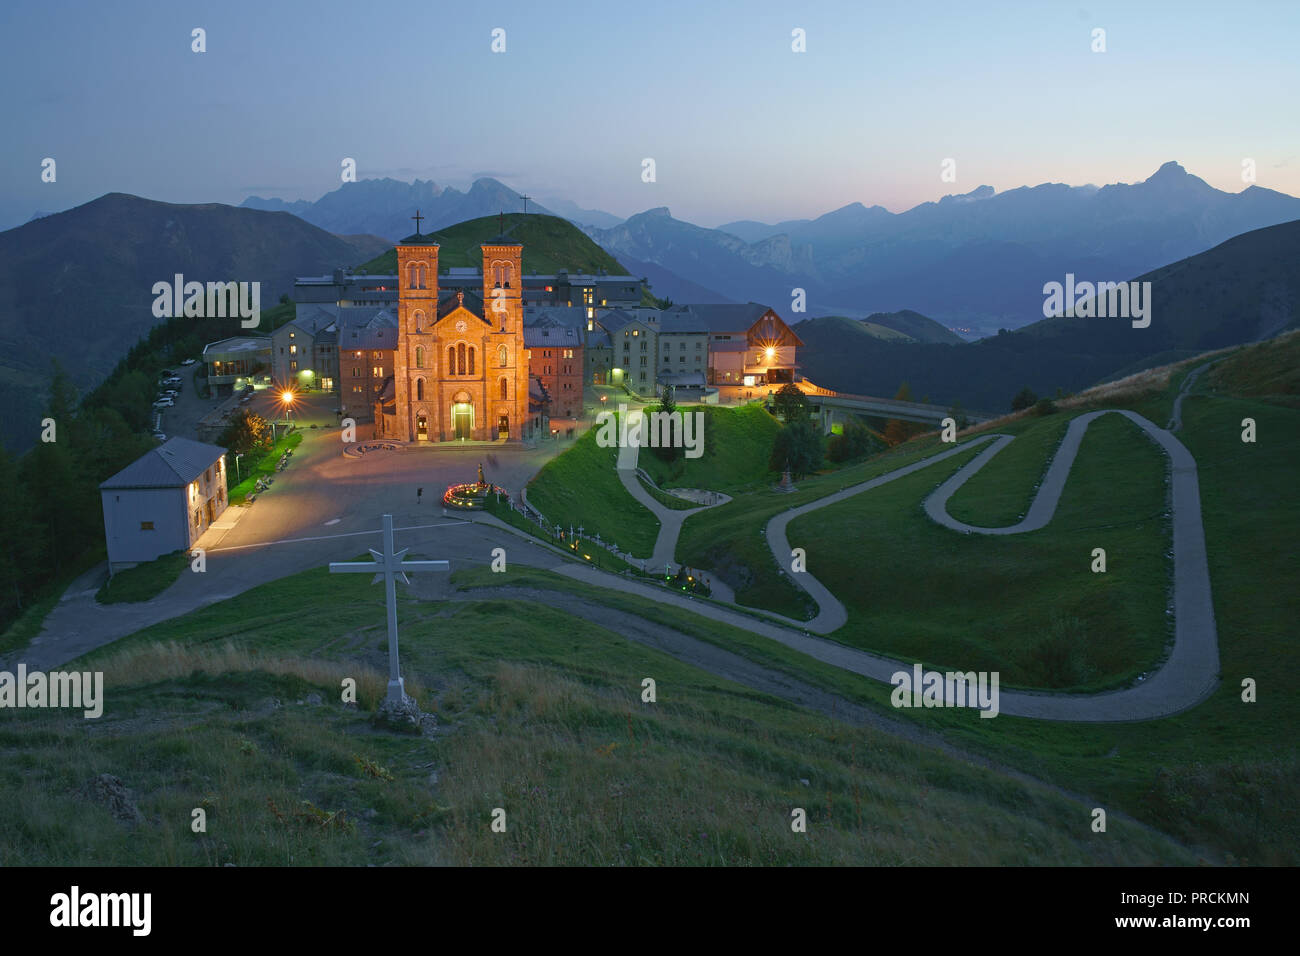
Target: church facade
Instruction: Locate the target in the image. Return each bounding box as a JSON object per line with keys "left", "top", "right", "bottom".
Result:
{"left": 374, "top": 237, "right": 532, "bottom": 442}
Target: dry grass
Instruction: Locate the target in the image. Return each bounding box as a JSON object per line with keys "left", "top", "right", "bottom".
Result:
{"left": 99, "top": 641, "right": 427, "bottom": 711}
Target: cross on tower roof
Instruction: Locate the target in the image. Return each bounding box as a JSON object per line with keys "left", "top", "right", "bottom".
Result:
{"left": 328, "top": 514, "right": 449, "bottom": 705}
{"left": 411, "top": 209, "right": 424, "bottom": 235}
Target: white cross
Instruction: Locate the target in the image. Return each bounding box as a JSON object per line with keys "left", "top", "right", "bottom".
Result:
{"left": 329, "top": 514, "right": 449, "bottom": 705}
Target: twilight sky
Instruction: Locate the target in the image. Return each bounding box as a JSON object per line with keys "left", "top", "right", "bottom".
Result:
{"left": 1, "top": 0, "right": 1297, "bottom": 231}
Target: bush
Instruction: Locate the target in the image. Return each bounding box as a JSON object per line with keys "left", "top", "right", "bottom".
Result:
{"left": 1034, "top": 397, "right": 1058, "bottom": 416}
{"left": 769, "top": 419, "right": 823, "bottom": 478}
{"left": 1010, "top": 386, "right": 1038, "bottom": 411}
{"left": 827, "top": 420, "right": 880, "bottom": 463}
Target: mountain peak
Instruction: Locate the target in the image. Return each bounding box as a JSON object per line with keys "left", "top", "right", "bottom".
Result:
{"left": 641, "top": 206, "right": 672, "bottom": 218}
{"left": 1146, "top": 161, "right": 1187, "bottom": 182}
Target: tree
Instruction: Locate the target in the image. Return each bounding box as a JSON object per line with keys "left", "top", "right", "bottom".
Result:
{"left": 1011, "top": 386, "right": 1038, "bottom": 411}
{"left": 769, "top": 419, "right": 823, "bottom": 478}
{"left": 659, "top": 385, "right": 676, "bottom": 415}
{"left": 218, "top": 409, "right": 273, "bottom": 457}
{"left": 828, "top": 420, "right": 881, "bottom": 463}
{"left": 884, "top": 381, "right": 926, "bottom": 446}
{"left": 772, "top": 383, "right": 807, "bottom": 423}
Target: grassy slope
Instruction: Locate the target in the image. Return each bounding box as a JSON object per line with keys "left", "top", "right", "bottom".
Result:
{"left": 356, "top": 213, "right": 627, "bottom": 276}
{"left": 0, "top": 566, "right": 1190, "bottom": 866}
{"left": 639, "top": 404, "right": 782, "bottom": 492}
{"left": 676, "top": 432, "right": 964, "bottom": 619}
{"left": 526, "top": 428, "right": 659, "bottom": 558}
{"left": 96, "top": 552, "right": 189, "bottom": 604}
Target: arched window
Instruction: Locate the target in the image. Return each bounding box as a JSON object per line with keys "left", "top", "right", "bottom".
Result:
{"left": 457, "top": 343, "right": 466, "bottom": 376}
{"left": 415, "top": 346, "right": 424, "bottom": 369}
{"left": 502, "top": 264, "right": 512, "bottom": 289}
{"left": 468, "top": 346, "right": 476, "bottom": 376}
{"left": 416, "top": 378, "right": 424, "bottom": 401}
{"left": 413, "top": 310, "right": 424, "bottom": 333}
{"left": 407, "top": 262, "right": 419, "bottom": 289}
{"left": 499, "top": 377, "right": 508, "bottom": 401}
{"left": 498, "top": 344, "right": 508, "bottom": 367}
{"left": 492, "top": 263, "right": 502, "bottom": 288}
{"left": 448, "top": 346, "right": 456, "bottom": 374}
{"left": 417, "top": 263, "right": 427, "bottom": 289}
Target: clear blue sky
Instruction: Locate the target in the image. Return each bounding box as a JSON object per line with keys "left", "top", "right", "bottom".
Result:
{"left": 1, "top": 0, "right": 1296, "bottom": 229}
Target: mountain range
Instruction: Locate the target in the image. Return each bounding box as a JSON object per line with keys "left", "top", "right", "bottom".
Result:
{"left": 242, "top": 178, "right": 558, "bottom": 242}
{"left": 0, "top": 194, "right": 389, "bottom": 453}
{"left": 794, "top": 218, "right": 1300, "bottom": 412}
{"left": 590, "top": 163, "right": 1300, "bottom": 334}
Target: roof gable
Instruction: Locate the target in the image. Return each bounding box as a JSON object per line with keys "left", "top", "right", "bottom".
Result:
{"left": 100, "top": 437, "right": 226, "bottom": 490}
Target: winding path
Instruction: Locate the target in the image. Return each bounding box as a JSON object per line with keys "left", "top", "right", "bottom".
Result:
{"left": 767, "top": 408, "right": 1220, "bottom": 721}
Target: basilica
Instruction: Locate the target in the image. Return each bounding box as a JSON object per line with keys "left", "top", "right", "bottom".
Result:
{"left": 373, "top": 235, "right": 533, "bottom": 442}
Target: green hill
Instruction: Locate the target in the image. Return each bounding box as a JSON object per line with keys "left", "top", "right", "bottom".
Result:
{"left": 356, "top": 213, "right": 630, "bottom": 276}
{"left": 862, "top": 309, "right": 964, "bottom": 344}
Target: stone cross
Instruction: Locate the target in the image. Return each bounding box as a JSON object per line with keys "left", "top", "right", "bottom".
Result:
{"left": 329, "top": 514, "right": 449, "bottom": 705}
{"left": 411, "top": 210, "right": 424, "bottom": 235}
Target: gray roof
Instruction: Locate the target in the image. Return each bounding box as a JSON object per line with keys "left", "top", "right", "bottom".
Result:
{"left": 669, "top": 302, "right": 772, "bottom": 333}
{"left": 659, "top": 313, "right": 709, "bottom": 334}
{"left": 658, "top": 371, "right": 707, "bottom": 387}
{"left": 203, "top": 335, "right": 271, "bottom": 355}
{"left": 290, "top": 303, "right": 341, "bottom": 334}
{"left": 100, "top": 437, "right": 227, "bottom": 491}
{"left": 524, "top": 325, "right": 581, "bottom": 349}
{"left": 524, "top": 306, "right": 588, "bottom": 328}
{"left": 337, "top": 306, "right": 396, "bottom": 329}
{"left": 597, "top": 309, "right": 655, "bottom": 335}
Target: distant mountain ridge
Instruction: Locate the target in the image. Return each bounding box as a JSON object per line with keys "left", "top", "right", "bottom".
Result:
{"left": 0, "top": 193, "right": 391, "bottom": 452}
{"left": 242, "top": 177, "right": 562, "bottom": 241}
{"left": 795, "top": 218, "right": 1300, "bottom": 412}
{"left": 594, "top": 163, "right": 1300, "bottom": 333}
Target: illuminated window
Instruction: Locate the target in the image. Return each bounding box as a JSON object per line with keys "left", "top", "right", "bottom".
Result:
{"left": 140, "top": 521, "right": 154, "bottom": 531}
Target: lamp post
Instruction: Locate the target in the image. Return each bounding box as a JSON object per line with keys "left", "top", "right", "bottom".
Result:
{"left": 235, "top": 452, "right": 244, "bottom": 483}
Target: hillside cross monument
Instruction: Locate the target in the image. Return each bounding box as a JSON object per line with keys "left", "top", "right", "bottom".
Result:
{"left": 329, "top": 514, "right": 449, "bottom": 705}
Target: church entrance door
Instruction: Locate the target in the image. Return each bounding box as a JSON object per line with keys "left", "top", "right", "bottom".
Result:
{"left": 416, "top": 415, "right": 428, "bottom": 441}
{"left": 497, "top": 415, "right": 509, "bottom": 440}
{"left": 453, "top": 402, "right": 473, "bottom": 440}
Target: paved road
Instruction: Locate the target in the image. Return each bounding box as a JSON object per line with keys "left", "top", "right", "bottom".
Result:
{"left": 614, "top": 407, "right": 732, "bottom": 591}
{"left": 767, "top": 436, "right": 1001, "bottom": 632}
{"left": 768, "top": 409, "right": 1220, "bottom": 721}
{"left": 13, "top": 396, "right": 1221, "bottom": 723}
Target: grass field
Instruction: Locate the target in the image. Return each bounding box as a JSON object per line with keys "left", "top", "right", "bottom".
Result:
{"left": 228, "top": 432, "right": 304, "bottom": 506}
{"left": 0, "top": 563, "right": 1192, "bottom": 866}
{"left": 96, "top": 551, "right": 189, "bottom": 604}
{"left": 526, "top": 425, "right": 659, "bottom": 558}
{"left": 639, "top": 404, "right": 781, "bottom": 492}
{"left": 790, "top": 412, "right": 1170, "bottom": 690}
{"left": 674, "top": 432, "right": 966, "bottom": 619}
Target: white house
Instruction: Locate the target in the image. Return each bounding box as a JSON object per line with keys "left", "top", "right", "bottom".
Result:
{"left": 99, "top": 437, "right": 229, "bottom": 571}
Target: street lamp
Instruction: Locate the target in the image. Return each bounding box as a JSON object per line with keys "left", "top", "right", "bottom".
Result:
{"left": 235, "top": 452, "right": 244, "bottom": 483}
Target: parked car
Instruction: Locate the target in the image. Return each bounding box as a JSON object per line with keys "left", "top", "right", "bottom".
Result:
{"left": 180, "top": 358, "right": 196, "bottom": 366}
{"left": 152, "top": 432, "right": 166, "bottom": 442}
{"left": 163, "top": 377, "right": 182, "bottom": 387}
